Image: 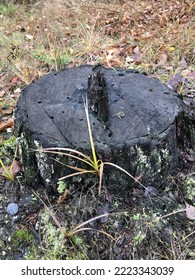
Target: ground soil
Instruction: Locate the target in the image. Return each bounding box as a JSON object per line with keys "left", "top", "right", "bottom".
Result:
{"left": 0, "top": 158, "right": 194, "bottom": 259}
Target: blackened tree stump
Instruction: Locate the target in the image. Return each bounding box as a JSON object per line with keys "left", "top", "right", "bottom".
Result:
{"left": 14, "top": 65, "right": 193, "bottom": 193}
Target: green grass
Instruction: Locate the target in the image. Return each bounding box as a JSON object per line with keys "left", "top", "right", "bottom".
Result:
{"left": 0, "top": 158, "right": 15, "bottom": 181}
{"left": 0, "top": 3, "right": 15, "bottom": 17}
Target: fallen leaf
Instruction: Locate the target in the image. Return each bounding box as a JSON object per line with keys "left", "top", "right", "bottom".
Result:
{"left": 133, "top": 46, "right": 140, "bottom": 54}
{"left": 186, "top": 71, "right": 195, "bottom": 79}
{"left": 178, "top": 57, "right": 188, "bottom": 68}
{"left": 0, "top": 158, "right": 22, "bottom": 180}
{"left": 167, "top": 73, "right": 183, "bottom": 91}
{"left": 0, "top": 90, "right": 6, "bottom": 98}
{"left": 0, "top": 118, "right": 14, "bottom": 132}
{"left": 3, "top": 109, "right": 13, "bottom": 115}
{"left": 105, "top": 46, "right": 120, "bottom": 56}
{"left": 11, "top": 159, "right": 22, "bottom": 175}
{"left": 9, "top": 75, "right": 21, "bottom": 89}
{"left": 185, "top": 154, "right": 195, "bottom": 162}
{"left": 125, "top": 56, "right": 134, "bottom": 64}
{"left": 185, "top": 202, "right": 195, "bottom": 220}
{"left": 156, "top": 53, "right": 168, "bottom": 67}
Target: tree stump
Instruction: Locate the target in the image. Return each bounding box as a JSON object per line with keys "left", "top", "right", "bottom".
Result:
{"left": 14, "top": 65, "right": 192, "bottom": 193}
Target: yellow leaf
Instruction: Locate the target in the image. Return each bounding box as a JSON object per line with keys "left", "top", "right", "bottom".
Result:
{"left": 169, "top": 46, "right": 175, "bottom": 52}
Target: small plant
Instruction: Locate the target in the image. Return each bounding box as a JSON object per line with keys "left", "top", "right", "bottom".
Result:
{"left": 0, "top": 158, "right": 15, "bottom": 181}
{"left": 64, "top": 213, "right": 115, "bottom": 241}
{"left": 0, "top": 154, "right": 22, "bottom": 181}
{"left": 0, "top": 137, "right": 19, "bottom": 181}
{"left": 36, "top": 96, "right": 103, "bottom": 193}
{"left": 33, "top": 191, "right": 115, "bottom": 242}
{"left": 33, "top": 51, "right": 72, "bottom": 70}
{"left": 37, "top": 96, "right": 147, "bottom": 195}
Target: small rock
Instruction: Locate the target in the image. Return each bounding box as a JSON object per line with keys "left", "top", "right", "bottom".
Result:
{"left": 6, "top": 203, "right": 19, "bottom": 216}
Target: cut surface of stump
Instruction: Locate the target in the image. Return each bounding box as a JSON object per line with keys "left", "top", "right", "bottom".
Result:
{"left": 15, "top": 65, "right": 185, "bottom": 192}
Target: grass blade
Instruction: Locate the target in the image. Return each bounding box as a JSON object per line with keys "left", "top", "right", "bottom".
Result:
{"left": 64, "top": 163, "right": 98, "bottom": 173}
{"left": 103, "top": 162, "right": 147, "bottom": 190}
{"left": 70, "top": 213, "right": 109, "bottom": 233}
{"left": 0, "top": 158, "right": 14, "bottom": 181}
{"left": 98, "top": 162, "right": 104, "bottom": 195}
{"left": 68, "top": 227, "right": 116, "bottom": 241}
{"left": 83, "top": 96, "right": 99, "bottom": 171}
{"left": 38, "top": 147, "right": 95, "bottom": 166}
{"left": 59, "top": 170, "right": 96, "bottom": 181}
{"left": 48, "top": 150, "right": 97, "bottom": 170}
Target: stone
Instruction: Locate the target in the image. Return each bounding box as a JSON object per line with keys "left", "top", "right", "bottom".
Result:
{"left": 14, "top": 65, "right": 190, "bottom": 193}
{"left": 6, "top": 203, "right": 19, "bottom": 216}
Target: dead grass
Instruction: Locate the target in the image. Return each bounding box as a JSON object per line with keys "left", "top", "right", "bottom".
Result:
{"left": 0, "top": 0, "right": 194, "bottom": 83}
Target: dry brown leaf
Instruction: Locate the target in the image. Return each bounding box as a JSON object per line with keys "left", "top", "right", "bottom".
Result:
{"left": 3, "top": 109, "right": 13, "bottom": 116}
{"left": 156, "top": 53, "right": 168, "bottom": 67}
{"left": 9, "top": 76, "right": 20, "bottom": 89}
{"left": 105, "top": 46, "right": 120, "bottom": 56}
{"left": 0, "top": 158, "right": 22, "bottom": 179}
{"left": 133, "top": 46, "right": 140, "bottom": 54}
{"left": 167, "top": 73, "right": 183, "bottom": 91}
{"left": 185, "top": 202, "right": 195, "bottom": 220}
{"left": 178, "top": 57, "right": 188, "bottom": 68}
{"left": 0, "top": 90, "right": 6, "bottom": 98}
{"left": 11, "top": 159, "right": 22, "bottom": 176}
{"left": 0, "top": 118, "right": 14, "bottom": 132}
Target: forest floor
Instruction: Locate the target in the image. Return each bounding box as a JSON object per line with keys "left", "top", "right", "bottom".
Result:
{"left": 0, "top": 0, "right": 195, "bottom": 260}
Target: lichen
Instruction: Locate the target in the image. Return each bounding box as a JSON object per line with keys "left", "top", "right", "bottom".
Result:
{"left": 26, "top": 209, "right": 88, "bottom": 260}
{"left": 34, "top": 141, "right": 53, "bottom": 185}
{"left": 132, "top": 144, "right": 170, "bottom": 182}
{"left": 185, "top": 176, "right": 195, "bottom": 204}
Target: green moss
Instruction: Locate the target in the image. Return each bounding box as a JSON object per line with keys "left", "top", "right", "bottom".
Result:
{"left": 0, "top": 136, "right": 16, "bottom": 160}
{"left": 0, "top": 135, "right": 16, "bottom": 146}
{"left": 10, "top": 229, "right": 35, "bottom": 257}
